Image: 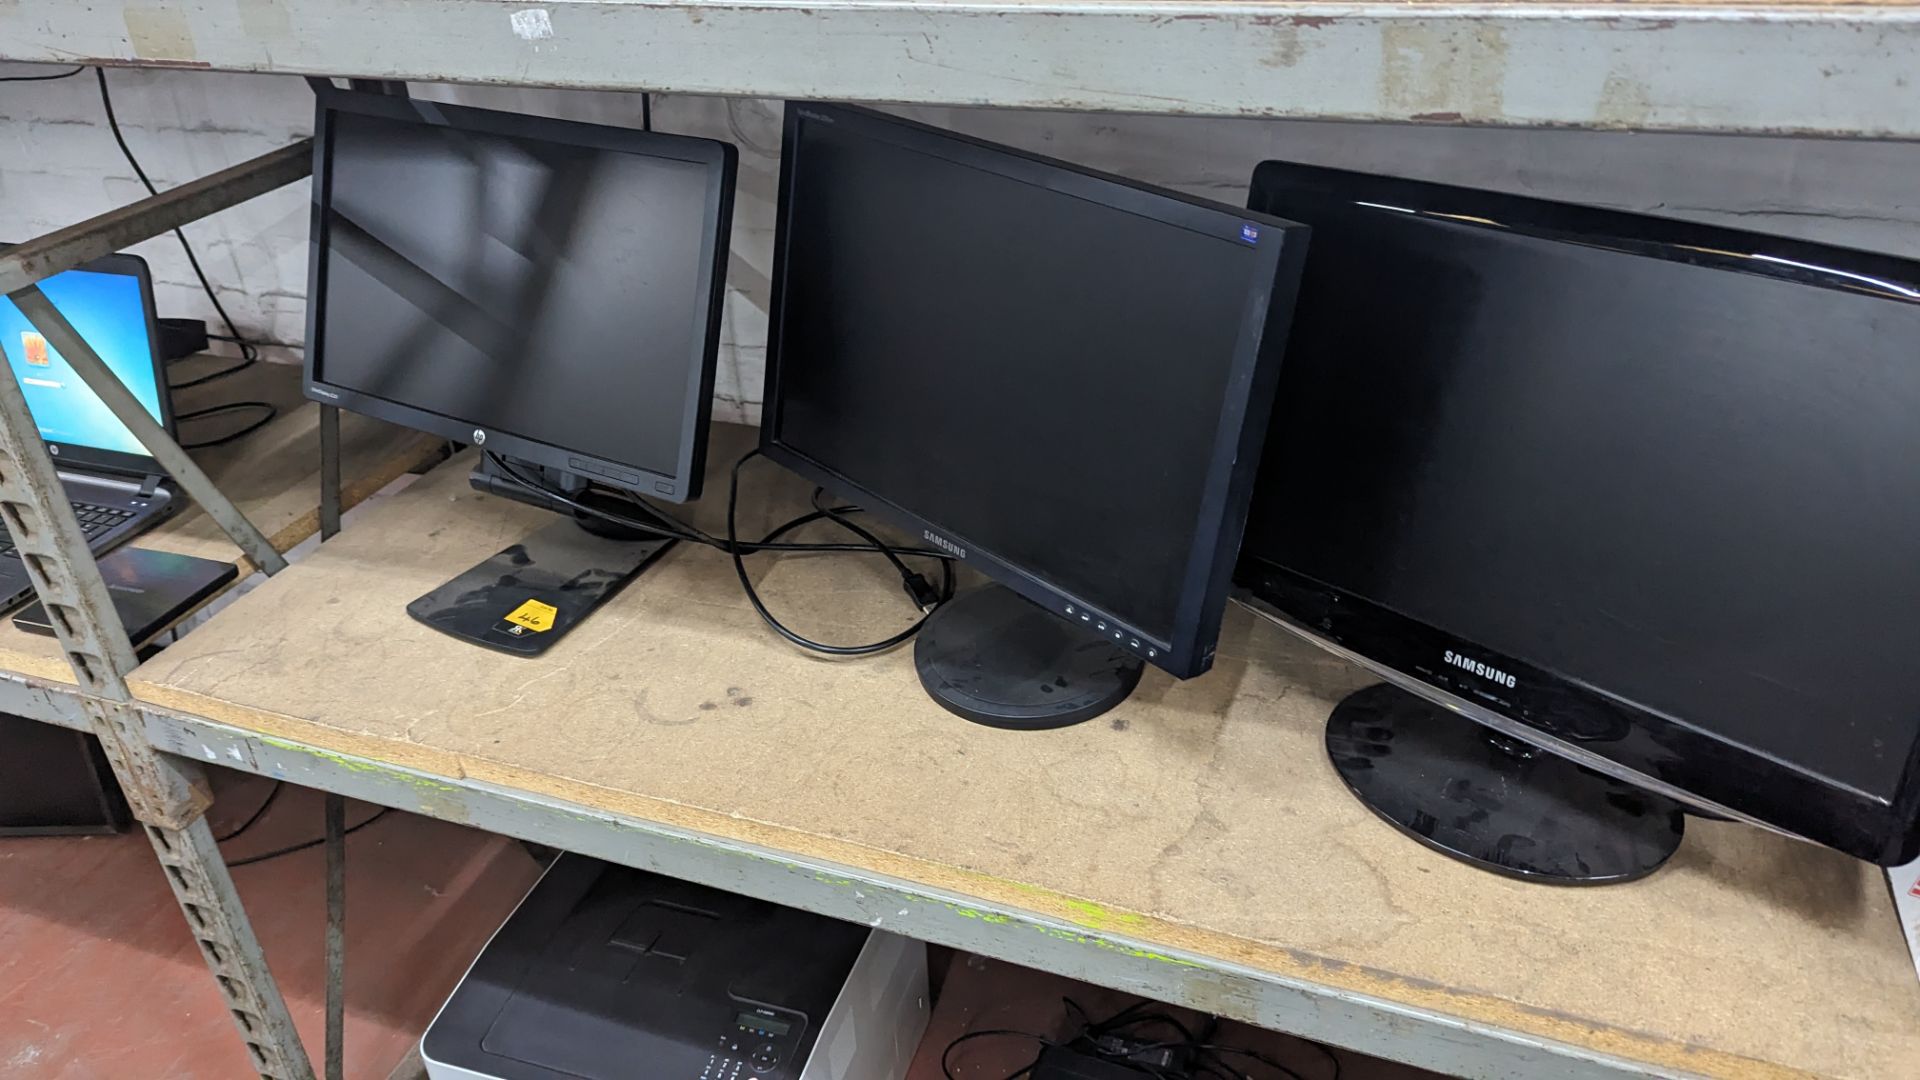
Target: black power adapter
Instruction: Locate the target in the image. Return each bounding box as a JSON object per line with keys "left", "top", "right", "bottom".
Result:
{"left": 1031, "top": 1042, "right": 1197, "bottom": 1079}
{"left": 156, "top": 316, "right": 208, "bottom": 362}
{"left": 1030, "top": 1045, "right": 1151, "bottom": 1080}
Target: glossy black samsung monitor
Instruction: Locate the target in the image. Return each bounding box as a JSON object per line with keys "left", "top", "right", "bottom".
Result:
{"left": 1238, "top": 160, "right": 1920, "bottom": 880}
{"left": 763, "top": 103, "right": 1308, "bottom": 728}
{"left": 305, "top": 89, "right": 735, "bottom": 653}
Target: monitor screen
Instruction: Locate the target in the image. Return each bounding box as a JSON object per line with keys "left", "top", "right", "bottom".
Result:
{"left": 0, "top": 268, "right": 162, "bottom": 458}
{"left": 1240, "top": 163, "right": 1920, "bottom": 856}
{"left": 311, "top": 102, "right": 727, "bottom": 491}
{"left": 764, "top": 105, "right": 1302, "bottom": 674}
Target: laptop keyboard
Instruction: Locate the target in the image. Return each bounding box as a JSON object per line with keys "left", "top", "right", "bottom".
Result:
{"left": 0, "top": 501, "right": 135, "bottom": 558}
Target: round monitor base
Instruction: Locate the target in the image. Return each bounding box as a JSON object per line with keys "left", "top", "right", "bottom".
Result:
{"left": 914, "top": 586, "right": 1144, "bottom": 730}
{"left": 1325, "top": 683, "right": 1684, "bottom": 885}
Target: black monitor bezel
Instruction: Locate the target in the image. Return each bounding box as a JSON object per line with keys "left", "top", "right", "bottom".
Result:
{"left": 1238, "top": 158, "right": 1920, "bottom": 865}
{"left": 759, "top": 102, "right": 1308, "bottom": 680}
{"left": 5, "top": 251, "right": 174, "bottom": 479}
{"left": 303, "top": 88, "right": 736, "bottom": 503}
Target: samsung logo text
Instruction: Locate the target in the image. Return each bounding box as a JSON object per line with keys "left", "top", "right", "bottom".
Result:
{"left": 923, "top": 531, "right": 965, "bottom": 559}
{"left": 1444, "top": 649, "right": 1516, "bottom": 688}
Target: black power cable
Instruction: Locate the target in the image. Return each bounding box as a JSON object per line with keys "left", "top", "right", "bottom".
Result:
{"left": 214, "top": 779, "right": 283, "bottom": 843}
{"left": 95, "top": 68, "right": 264, "bottom": 388}
{"left": 486, "top": 449, "right": 957, "bottom": 655}
{"left": 486, "top": 450, "right": 954, "bottom": 560}
{"left": 727, "top": 451, "right": 951, "bottom": 655}
{"left": 0, "top": 65, "right": 85, "bottom": 83}
{"left": 170, "top": 333, "right": 262, "bottom": 390}
{"left": 943, "top": 997, "right": 1340, "bottom": 1080}
{"left": 941, "top": 1028, "right": 1053, "bottom": 1080}
{"left": 177, "top": 400, "right": 279, "bottom": 449}
{"left": 227, "top": 808, "right": 392, "bottom": 868}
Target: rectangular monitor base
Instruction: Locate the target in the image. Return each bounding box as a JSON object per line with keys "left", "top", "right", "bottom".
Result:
{"left": 407, "top": 516, "right": 674, "bottom": 656}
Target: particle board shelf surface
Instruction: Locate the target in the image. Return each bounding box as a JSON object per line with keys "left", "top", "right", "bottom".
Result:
{"left": 130, "top": 425, "right": 1920, "bottom": 1080}
{"left": 0, "top": 360, "right": 442, "bottom": 687}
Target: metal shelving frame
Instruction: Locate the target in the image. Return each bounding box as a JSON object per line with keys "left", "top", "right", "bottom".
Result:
{"left": 0, "top": 142, "right": 322, "bottom": 1079}
{"left": 2, "top": 6, "right": 1915, "bottom": 1072}
{"left": 10, "top": 688, "right": 1689, "bottom": 1080}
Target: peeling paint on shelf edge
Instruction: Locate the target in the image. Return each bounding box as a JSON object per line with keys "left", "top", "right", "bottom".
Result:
{"left": 253, "top": 734, "right": 462, "bottom": 793}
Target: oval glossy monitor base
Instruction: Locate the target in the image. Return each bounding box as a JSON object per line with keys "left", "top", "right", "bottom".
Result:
{"left": 914, "top": 585, "right": 1144, "bottom": 730}
{"left": 1325, "top": 683, "right": 1685, "bottom": 885}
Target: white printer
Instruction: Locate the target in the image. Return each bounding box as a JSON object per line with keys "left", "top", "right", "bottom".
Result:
{"left": 423, "top": 855, "right": 928, "bottom": 1080}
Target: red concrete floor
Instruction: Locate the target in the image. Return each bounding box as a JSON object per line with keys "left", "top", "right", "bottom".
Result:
{"left": 0, "top": 765, "right": 1442, "bottom": 1079}
{"left": 0, "top": 769, "right": 542, "bottom": 1079}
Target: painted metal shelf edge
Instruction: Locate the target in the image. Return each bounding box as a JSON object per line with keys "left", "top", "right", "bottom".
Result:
{"left": 2, "top": 2, "right": 1920, "bottom": 136}
{"left": 121, "top": 694, "right": 1795, "bottom": 1080}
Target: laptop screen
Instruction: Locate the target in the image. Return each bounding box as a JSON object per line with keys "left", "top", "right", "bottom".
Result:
{"left": 0, "top": 267, "right": 162, "bottom": 459}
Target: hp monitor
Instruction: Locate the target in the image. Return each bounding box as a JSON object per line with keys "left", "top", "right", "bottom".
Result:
{"left": 305, "top": 89, "right": 734, "bottom": 654}
{"left": 1238, "top": 160, "right": 1920, "bottom": 882}
{"left": 761, "top": 103, "right": 1308, "bottom": 728}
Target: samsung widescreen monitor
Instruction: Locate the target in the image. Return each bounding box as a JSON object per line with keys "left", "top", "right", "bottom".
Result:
{"left": 761, "top": 103, "right": 1309, "bottom": 728}
{"left": 304, "top": 89, "right": 735, "bottom": 653}
{"left": 1237, "top": 159, "right": 1920, "bottom": 882}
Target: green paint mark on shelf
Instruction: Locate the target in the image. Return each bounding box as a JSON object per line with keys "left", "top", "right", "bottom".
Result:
{"left": 257, "top": 735, "right": 460, "bottom": 793}
{"left": 951, "top": 907, "right": 1013, "bottom": 925}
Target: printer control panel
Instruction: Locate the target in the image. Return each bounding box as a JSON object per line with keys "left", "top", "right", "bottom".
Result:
{"left": 706, "top": 1007, "right": 806, "bottom": 1078}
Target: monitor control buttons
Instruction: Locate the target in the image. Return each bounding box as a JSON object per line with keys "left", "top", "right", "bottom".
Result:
{"left": 1071, "top": 607, "right": 1154, "bottom": 659}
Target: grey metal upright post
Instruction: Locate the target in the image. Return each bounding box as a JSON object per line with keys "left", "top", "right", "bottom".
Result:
{"left": 321, "top": 408, "right": 346, "bottom": 1080}
{"left": 0, "top": 133, "right": 323, "bottom": 1078}
{"left": 323, "top": 67, "right": 389, "bottom": 1076}
{"left": 0, "top": 336, "right": 315, "bottom": 1079}
{"left": 320, "top": 405, "right": 342, "bottom": 540}
{"left": 324, "top": 791, "right": 347, "bottom": 1080}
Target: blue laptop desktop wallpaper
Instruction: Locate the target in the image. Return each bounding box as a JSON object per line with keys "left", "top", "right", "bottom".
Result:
{"left": 0, "top": 268, "right": 162, "bottom": 458}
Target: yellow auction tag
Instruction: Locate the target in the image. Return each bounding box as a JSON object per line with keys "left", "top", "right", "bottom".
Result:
{"left": 503, "top": 599, "right": 558, "bottom": 633}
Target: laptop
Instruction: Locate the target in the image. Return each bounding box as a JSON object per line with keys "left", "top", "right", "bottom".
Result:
{"left": 0, "top": 252, "right": 179, "bottom": 610}
{"left": 14, "top": 546, "right": 238, "bottom": 644}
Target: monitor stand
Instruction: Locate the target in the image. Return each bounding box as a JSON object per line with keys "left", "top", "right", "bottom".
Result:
{"left": 407, "top": 492, "right": 675, "bottom": 657}
{"left": 913, "top": 585, "right": 1143, "bottom": 729}
{"left": 1325, "top": 683, "right": 1684, "bottom": 885}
